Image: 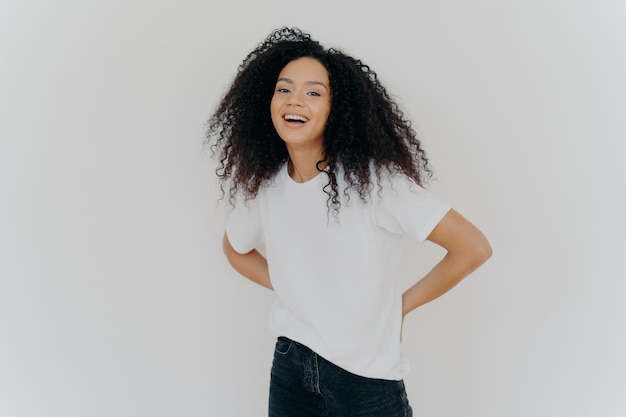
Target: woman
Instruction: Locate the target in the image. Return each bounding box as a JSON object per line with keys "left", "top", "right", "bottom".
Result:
{"left": 207, "top": 27, "right": 492, "bottom": 417}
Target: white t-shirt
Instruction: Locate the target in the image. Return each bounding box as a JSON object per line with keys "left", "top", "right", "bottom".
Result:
{"left": 226, "top": 163, "right": 451, "bottom": 380}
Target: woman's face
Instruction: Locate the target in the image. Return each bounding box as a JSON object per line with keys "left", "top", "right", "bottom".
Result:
{"left": 270, "top": 57, "right": 331, "bottom": 151}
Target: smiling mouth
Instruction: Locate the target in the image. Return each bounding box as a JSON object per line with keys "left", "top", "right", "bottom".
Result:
{"left": 283, "top": 114, "right": 309, "bottom": 123}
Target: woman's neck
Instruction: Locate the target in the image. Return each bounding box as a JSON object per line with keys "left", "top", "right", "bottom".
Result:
{"left": 286, "top": 146, "right": 326, "bottom": 183}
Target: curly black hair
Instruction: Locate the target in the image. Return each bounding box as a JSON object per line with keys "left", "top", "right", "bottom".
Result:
{"left": 206, "top": 27, "right": 432, "bottom": 211}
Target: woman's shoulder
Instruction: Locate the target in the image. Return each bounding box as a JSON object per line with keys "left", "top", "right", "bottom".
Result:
{"left": 369, "top": 163, "right": 424, "bottom": 192}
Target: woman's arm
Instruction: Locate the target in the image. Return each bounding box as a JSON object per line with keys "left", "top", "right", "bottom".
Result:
{"left": 402, "top": 209, "right": 492, "bottom": 317}
{"left": 222, "top": 232, "right": 273, "bottom": 290}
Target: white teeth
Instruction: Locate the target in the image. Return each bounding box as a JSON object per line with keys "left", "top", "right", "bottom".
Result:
{"left": 284, "top": 114, "right": 309, "bottom": 122}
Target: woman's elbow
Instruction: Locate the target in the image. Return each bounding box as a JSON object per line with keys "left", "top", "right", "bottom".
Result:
{"left": 474, "top": 236, "right": 493, "bottom": 266}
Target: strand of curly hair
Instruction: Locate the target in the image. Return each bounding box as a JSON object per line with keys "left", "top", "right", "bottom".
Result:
{"left": 206, "top": 27, "right": 433, "bottom": 212}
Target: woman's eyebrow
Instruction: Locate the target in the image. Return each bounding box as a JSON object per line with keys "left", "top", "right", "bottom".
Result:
{"left": 277, "top": 78, "right": 329, "bottom": 91}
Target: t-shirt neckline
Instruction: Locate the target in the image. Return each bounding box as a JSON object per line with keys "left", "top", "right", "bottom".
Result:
{"left": 281, "top": 162, "right": 326, "bottom": 186}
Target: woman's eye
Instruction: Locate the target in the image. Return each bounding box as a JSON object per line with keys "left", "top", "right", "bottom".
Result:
{"left": 307, "top": 91, "right": 321, "bottom": 97}
{"left": 277, "top": 88, "right": 290, "bottom": 93}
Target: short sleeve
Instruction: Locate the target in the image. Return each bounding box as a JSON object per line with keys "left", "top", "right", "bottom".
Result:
{"left": 225, "top": 198, "right": 263, "bottom": 254}
{"left": 375, "top": 173, "right": 451, "bottom": 242}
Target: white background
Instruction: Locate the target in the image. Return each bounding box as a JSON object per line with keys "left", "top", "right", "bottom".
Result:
{"left": 1, "top": 0, "right": 625, "bottom": 416}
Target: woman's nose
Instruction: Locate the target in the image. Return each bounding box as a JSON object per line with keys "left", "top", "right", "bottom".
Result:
{"left": 286, "top": 91, "right": 304, "bottom": 105}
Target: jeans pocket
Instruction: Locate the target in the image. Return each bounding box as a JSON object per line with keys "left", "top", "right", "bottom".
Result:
{"left": 395, "top": 380, "right": 412, "bottom": 415}
{"left": 275, "top": 337, "right": 294, "bottom": 355}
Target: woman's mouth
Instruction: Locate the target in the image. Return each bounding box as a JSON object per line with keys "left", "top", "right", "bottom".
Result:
{"left": 283, "top": 114, "right": 309, "bottom": 123}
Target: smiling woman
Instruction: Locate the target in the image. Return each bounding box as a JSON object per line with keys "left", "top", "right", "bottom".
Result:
{"left": 270, "top": 57, "right": 331, "bottom": 182}
{"left": 206, "top": 27, "right": 491, "bottom": 417}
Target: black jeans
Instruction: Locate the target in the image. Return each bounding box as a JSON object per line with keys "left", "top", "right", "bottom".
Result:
{"left": 269, "top": 337, "right": 413, "bottom": 417}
